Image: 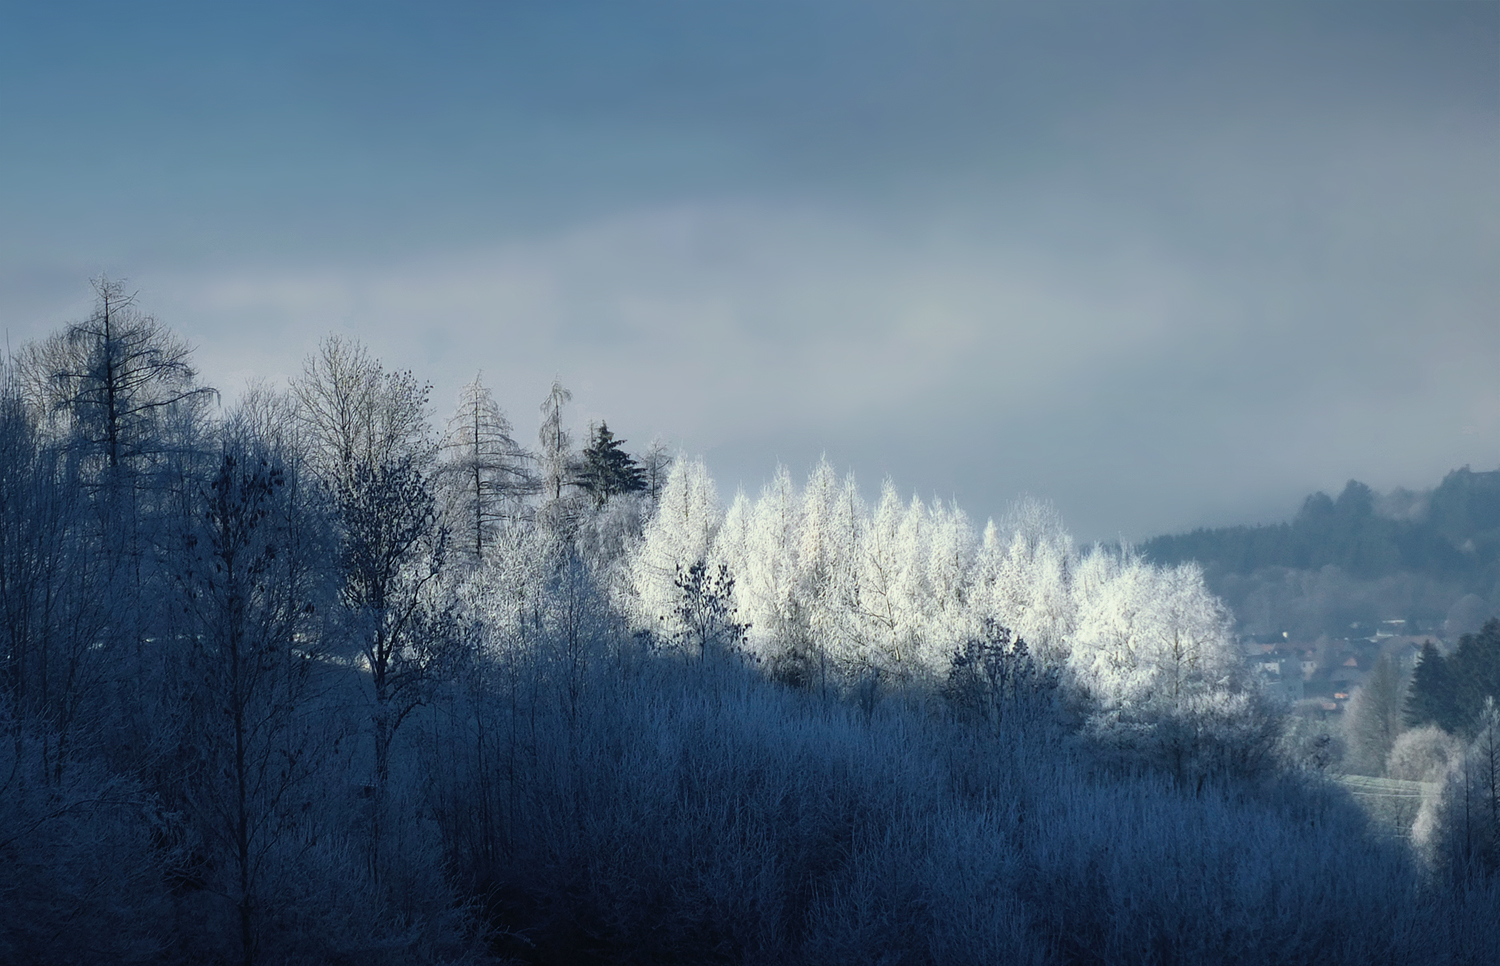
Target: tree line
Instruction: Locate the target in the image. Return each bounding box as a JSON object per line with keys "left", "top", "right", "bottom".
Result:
{"left": 1145, "top": 474, "right": 1500, "bottom": 585}
{"left": 1143, "top": 473, "right": 1500, "bottom": 640}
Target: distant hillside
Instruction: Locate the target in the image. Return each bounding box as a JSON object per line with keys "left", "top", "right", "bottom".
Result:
{"left": 1142, "top": 467, "right": 1500, "bottom": 640}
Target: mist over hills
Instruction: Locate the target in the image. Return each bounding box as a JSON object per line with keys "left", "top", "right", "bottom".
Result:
{"left": 1142, "top": 467, "right": 1500, "bottom": 641}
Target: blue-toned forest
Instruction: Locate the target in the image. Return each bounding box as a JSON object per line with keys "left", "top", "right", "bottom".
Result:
{"left": 4, "top": 283, "right": 1498, "bottom": 965}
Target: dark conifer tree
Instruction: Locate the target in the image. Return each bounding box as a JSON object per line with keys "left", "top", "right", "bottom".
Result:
{"left": 576, "top": 422, "right": 646, "bottom": 508}
{"left": 1407, "top": 641, "right": 1461, "bottom": 732}
{"left": 1450, "top": 618, "right": 1500, "bottom": 732}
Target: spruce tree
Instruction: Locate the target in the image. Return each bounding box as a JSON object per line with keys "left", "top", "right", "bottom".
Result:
{"left": 1450, "top": 619, "right": 1500, "bottom": 734}
{"left": 576, "top": 422, "right": 646, "bottom": 508}
{"left": 1407, "top": 641, "right": 1461, "bottom": 732}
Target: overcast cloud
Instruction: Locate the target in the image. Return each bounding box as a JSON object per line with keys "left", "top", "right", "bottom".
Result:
{"left": 1, "top": 1, "right": 1495, "bottom": 541}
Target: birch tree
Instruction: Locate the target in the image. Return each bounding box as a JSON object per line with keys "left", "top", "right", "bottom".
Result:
{"left": 292, "top": 335, "right": 431, "bottom": 492}
{"left": 292, "top": 336, "right": 446, "bottom": 790}
{"left": 1072, "top": 550, "right": 1260, "bottom": 781}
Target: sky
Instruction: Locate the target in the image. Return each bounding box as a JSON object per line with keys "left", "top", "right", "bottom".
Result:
{"left": 1, "top": 1, "right": 1496, "bottom": 542}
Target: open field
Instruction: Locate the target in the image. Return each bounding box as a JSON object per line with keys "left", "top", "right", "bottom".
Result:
{"left": 1336, "top": 775, "right": 1437, "bottom": 840}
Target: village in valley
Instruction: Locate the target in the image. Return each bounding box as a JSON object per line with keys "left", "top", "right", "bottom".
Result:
{"left": 1248, "top": 620, "right": 1427, "bottom": 714}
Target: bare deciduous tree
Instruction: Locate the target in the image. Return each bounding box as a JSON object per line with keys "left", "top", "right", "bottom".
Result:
{"left": 292, "top": 335, "right": 431, "bottom": 492}
{"left": 22, "top": 277, "right": 216, "bottom": 477}
{"left": 293, "top": 336, "right": 450, "bottom": 796}
{"left": 175, "top": 443, "right": 333, "bottom": 966}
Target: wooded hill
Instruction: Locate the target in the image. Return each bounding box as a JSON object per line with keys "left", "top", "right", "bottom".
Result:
{"left": 1142, "top": 469, "right": 1500, "bottom": 640}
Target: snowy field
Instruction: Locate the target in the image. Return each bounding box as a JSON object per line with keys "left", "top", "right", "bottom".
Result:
{"left": 1336, "top": 775, "right": 1437, "bottom": 840}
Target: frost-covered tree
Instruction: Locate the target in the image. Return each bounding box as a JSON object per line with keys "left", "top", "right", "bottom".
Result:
{"left": 1072, "top": 549, "right": 1261, "bottom": 781}
{"left": 890, "top": 494, "right": 933, "bottom": 669}
{"left": 537, "top": 379, "right": 575, "bottom": 504}
{"left": 972, "top": 497, "right": 1075, "bottom": 663}
{"left": 855, "top": 481, "right": 910, "bottom": 677}
{"left": 628, "top": 456, "right": 722, "bottom": 642}
{"left": 292, "top": 335, "right": 432, "bottom": 494}
{"left": 435, "top": 375, "right": 533, "bottom": 567}
{"left": 1387, "top": 724, "right": 1461, "bottom": 783}
{"left": 487, "top": 520, "right": 560, "bottom": 642}
{"left": 21, "top": 277, "right": 216, "bottom": 478}
{"left": 1073, "top": 553, "right": 1236, "bottom": 707}
{"left": 794, "top": 460, "right": 865, "bottom": 692}
{"left": 173, "top": 443, "right": 335, "bottom": 966}
{"left": 741, "top": 466, "right": 805, "bottom": 666}
{"left": 924, "top": 499, "right": 977, "bottom": 666}
{"left": 640, "top": 436, "right": 672, "bottom": 505}
{"left": 337, "top": 454, "right": 451, "bottom": 787}
{"left": 0, "top": 369, "right": 112, "bottom": 769}
{"left": 847, "top": 483, "right": 956, "bottom": 682}
{"left": 712, "top": 489, "right": 753, "bottom": 607}
{"left": 16, "top": 281, "right": 217, "bottom": 739}
{"left": 541, "top": 543, "right": 614, "bottom": 728}
{"left": 1428, "top": 698, "right": 1500, "bottom": 880}
{"left": 1343, "top": 652, "right": 1407, "bottom": 776}
{"left": 293, "top": 337, "right": 446, "bottom": 790}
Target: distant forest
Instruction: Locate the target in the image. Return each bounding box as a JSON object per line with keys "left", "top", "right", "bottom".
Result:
{"left": 1142, "top": 470, "right": 1500, "bottom": 640}
{"left": 3, "top": 282, "right": 1498, "bottom": 964}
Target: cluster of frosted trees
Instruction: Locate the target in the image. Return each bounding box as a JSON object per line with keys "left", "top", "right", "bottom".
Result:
{"left": 618, "top": 457, "right": 1268, "bottom": 777}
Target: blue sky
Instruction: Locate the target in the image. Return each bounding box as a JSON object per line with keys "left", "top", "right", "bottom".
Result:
{"left": 2, "top": 1, "right": 1496, "bottom": 540}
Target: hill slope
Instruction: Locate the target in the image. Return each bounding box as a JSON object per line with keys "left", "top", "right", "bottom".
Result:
{"left": 1142, "top": 467, "right": 1500, "bottom": 640}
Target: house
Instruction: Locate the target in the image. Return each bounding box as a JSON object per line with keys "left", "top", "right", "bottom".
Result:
{"left": 1329, "top": 655, "right": 1367, "bottom": 694}
{"left": 1258, "top": 664, "right": 1304, "bottom": 703}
